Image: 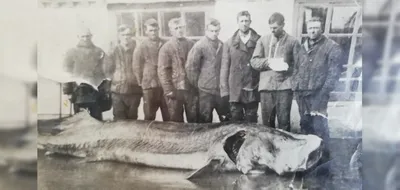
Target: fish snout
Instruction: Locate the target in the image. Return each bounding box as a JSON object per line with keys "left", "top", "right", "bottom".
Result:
{"left": 305, "top": 141, "right": 324, "bottom": 169}
{"left": 237, "top": 160, "right": 252, "bottom": 174}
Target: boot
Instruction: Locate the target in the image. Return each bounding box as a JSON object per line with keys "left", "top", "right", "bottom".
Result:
{"left": 300, "top": 114, "right": 314, "bottom": 134}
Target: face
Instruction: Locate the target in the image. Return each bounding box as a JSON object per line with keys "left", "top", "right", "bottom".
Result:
{"left": 237, "top": 15, "right": 251, "bottom": 33}
{"left": 307, "top": 21, "right": 323, "bottom": 40}
{"left": 234, "top": 131, "right": 323, "bottom": 175}
{"left": 269, "top": 22, "right": 284, "bottom": 38}
{"left": 170, "top": 22, "right": 185, "bottom": 38}
{"left": 205, "top": 24, "right": 221, "bottom": 40}
{"left": 78, "top": 34, "right": 92, "bottom": 45}
{"left": 118, "top": 30, "right": 133, "bottom": 46}
{"left": 145, "top": 25, "right": 159, "bottom": 40}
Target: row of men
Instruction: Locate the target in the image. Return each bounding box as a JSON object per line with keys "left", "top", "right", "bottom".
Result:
{"left": 63, "top": 11, "right": 344, "bottom": 143}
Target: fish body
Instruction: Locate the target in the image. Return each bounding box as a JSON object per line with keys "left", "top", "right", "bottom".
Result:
{"left": 38, "top": 111, "right": 323, "bottom": 179}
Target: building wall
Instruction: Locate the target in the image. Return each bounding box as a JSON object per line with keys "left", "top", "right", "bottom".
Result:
{"left": 0, "top": 75, "right": 33, "bottom": 127}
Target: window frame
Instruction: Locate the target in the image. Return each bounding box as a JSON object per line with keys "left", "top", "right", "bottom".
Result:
{"left": 293, "top": 0, "right": 363, "bottom": 101}
{"left": 114, "top": 6, "right": 212, "bottom": 41}
{"left": 362, "top": 0, "right": 400, "bottom": 103}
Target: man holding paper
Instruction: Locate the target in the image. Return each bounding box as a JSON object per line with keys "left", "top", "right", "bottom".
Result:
{"left": 250, "top": 12, "right": 300, "bottom": 131}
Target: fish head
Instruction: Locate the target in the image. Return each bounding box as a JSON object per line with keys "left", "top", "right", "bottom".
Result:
{"left": 233, "top": 128, "right": 323, "bottom": 175}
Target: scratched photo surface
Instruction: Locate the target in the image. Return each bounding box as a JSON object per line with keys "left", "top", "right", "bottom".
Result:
{"left": 363, "top": 0, "right": 400, "bottom": 190}
{"left": 37, "top": 0, "right": 363, "bottom": 189}
{"left": 0, "top": 0, "right": 38, "bottom": 189}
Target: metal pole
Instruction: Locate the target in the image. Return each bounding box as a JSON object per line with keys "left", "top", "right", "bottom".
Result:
{"left": 25, "top": 83, "right": 30, "bottom": 128}
{"left": 70, "top": 96, "right": 73, "bottom": 116}
{"left": 380, "top": 0, "right": 398, "bottom": 98}
{"left": 59, "top": 82, "right": 62, "bottom": 119}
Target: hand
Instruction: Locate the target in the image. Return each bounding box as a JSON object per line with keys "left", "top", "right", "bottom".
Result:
{"left": 269, "top": 58, "right": 289, "bottom": 71}
{"left": 165, "top": 91, "right": 176, "bottom": 99}
{"left": 222, "top": 95, "right": 229, "bottom": 103}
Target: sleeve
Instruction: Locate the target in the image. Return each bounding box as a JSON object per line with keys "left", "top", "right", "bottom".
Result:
{"left": 132, "top": 44, "right": 144, "bottom": 86}
{"left": 250, "top": 38, "right": 270, "bottom": 71}
{"left": 96, "top": 49, "right": 107, "bottom": 80}
{"left": 291, "top": 40, "right": 302, "bottom": 71}
{"left": 157, "top": 45, "right": 174, "bottom": 95}
{"left": 185, "top": 43, "right": 202, "bottom": 88}
{"left": 102, "top": 49, "right": 116, "bottom": 79}
{"left": 220, "top": 41, "right": 231, "bottom": 97}
{"left": 321, "top": 44, "right": 344, "bottom": 93}
{"left": 63, "top": 49, "right": 75, "bottom": 73}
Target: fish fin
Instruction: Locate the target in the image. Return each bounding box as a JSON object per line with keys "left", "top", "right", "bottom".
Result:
{"left": 186, "top": 157, "right": 223, "bottom": 180}
{"left": 77, "top": 157, "right": 99, "bottom": 164}
{"left": 84, "top": 157, "right": 99, "bottom": 163}
{"left": 44, "top": 151, "right": 55, "bottom": 156}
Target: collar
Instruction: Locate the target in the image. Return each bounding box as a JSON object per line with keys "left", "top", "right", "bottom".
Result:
{"left": 77, "top": 41, "right": 95, "bottom": 48}
{"left": 303, "top": 35, "right": 326, "bottom": 51}
{"left": 205, "top": 36, "right": 219, "bottom": 43}
{"left": 308, "top": 35, "right": 325, "bottom": 46}
{"left": 172, "top": 36, "right": 187, "bottom": 42}
{"left": 275, "top": 30, "right": 286, "bottom": 40}
{"left": 232, "top": 28, "right": 259, "bottom": 46}
{"left": 119, "top": 43, "right": 134, "bottom": 52}
{"left": 239, "top": 30, "right": 251, "bottom": 38}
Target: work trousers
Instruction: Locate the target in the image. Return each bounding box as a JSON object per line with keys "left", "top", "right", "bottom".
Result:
{"left": 143, "top": 88, "right": 169, "bottom": 121}
{"left": 230, "top": 102, "right": 258, "bottom": 123}
{"left": 165, "top": 89, "right": 198, "bottom": 123}
{"left": 198, "top": 90, "right": 230, "bottom": 123}
{"left": 260, "top": 90, "right": 293, "bottom": 131}
{"left": 111, "top": 92, "right": 142, "bottom": 120}
{"left": 295, "top": 90, "right": 331, "bottom": 162}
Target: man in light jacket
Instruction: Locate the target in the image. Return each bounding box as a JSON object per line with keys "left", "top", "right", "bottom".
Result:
{"left": 250, "top": 12, "right": 300, "bottom": 131}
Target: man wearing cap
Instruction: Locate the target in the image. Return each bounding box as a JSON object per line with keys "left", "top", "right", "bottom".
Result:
{"left": 157, "top": 18, "right": 198, "bottom": 123}
{"left": 133, "top": 19, "right": 169, "bottom": 121}
{"left": 220, "top": 11, "right": 261, "bottom": 123}
{"left": 63, "top": 27, "right": 106, "bottom": 120}
{"left": 250, "top": 12, "right": 300, "bottom": 132}
{"left": 185, "top": 18, "right": 230, "bottom": 123}
{"left": 103, "top": 25, "right": 142, "bottom": 120}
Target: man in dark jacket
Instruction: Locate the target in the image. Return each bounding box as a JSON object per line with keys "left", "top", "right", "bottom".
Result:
{"left": 63, "top": 27, "right": 106, "bottom": 120}
{"left": 292, "top": 17, "right": 344, "bottom": 162}
{"left": 220, "top": 11, "right": 261, "bottom": 123}
{"left": 250, "top": 12, "right": 300, "bottom": 131}
{"left": 103, "top": 25, "right": 142, "bottom": 120}
{"left": 133, "top": 19, "right": 169, "bottom": 121}
{"left": 186, "top": 18, "right": 230, "bottom": 123}
{"left": 157, "top": 18, "right": 198, "bottom": 123}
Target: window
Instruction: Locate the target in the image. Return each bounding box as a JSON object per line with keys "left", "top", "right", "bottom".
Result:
{"left": 363, "top": 0, "right": 400, "bottom": 103}
{"left": 295, "top": 0, "right": 362, "bottom": 101}
{"left": 184, "top": 12, "right": 206, "bottom": 36}
{"left": 115, "top": 9, "right": 208, "bottom": 41}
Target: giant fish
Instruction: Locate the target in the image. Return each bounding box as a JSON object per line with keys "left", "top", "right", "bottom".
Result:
{"left": 38, "top": 111, "right": 323, "bottom": 179}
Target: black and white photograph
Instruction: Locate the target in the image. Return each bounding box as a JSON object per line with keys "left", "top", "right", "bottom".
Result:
{"left": 34, "top": 0, "right": 365, "bottom": 189}
{"left": 2, "top": 0, "right": 399, "bottom": 189}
